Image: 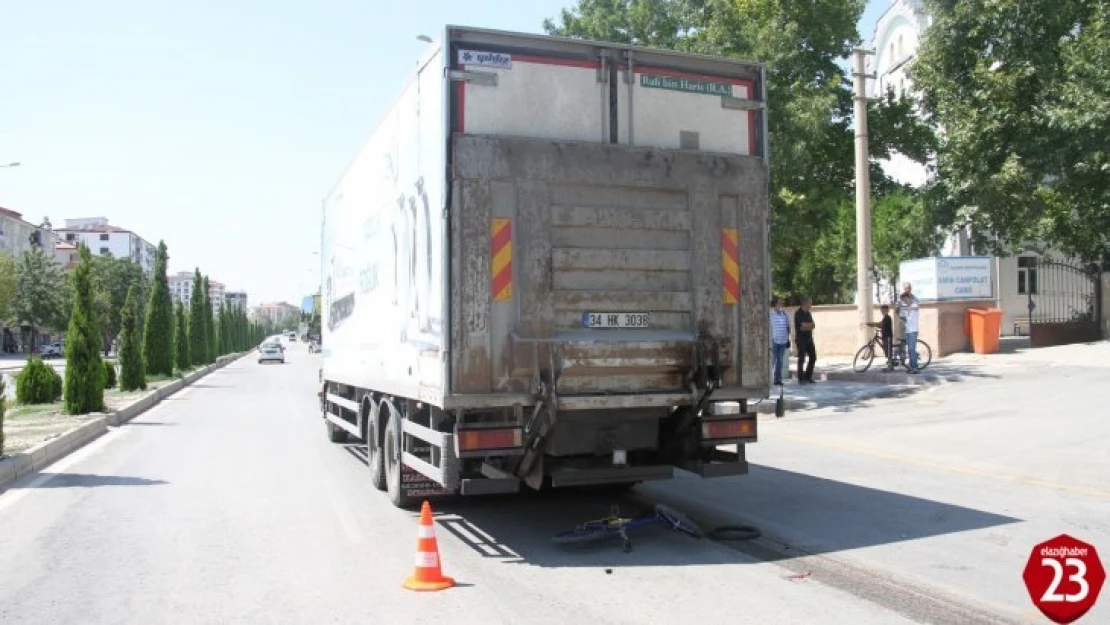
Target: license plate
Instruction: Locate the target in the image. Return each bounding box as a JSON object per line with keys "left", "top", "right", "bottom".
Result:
{"left": 583, "top": 312, "right": 651, "bottom": 329}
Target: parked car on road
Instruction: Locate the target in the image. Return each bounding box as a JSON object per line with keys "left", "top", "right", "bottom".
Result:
{"left": 258, "top": 342, "right": 285, "bottom": 364}
{"left": 39, "top": 342, "right": 64, "bottom": 359}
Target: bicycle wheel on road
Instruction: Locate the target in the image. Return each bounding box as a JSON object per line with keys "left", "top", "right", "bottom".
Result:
{"left": 915, "top": 341, "right": 933, "bottom": 370}
{"left": 655, "top": 504, "right": 704, "bottom": 539}
{"left": 552, "top": 523, "right": 620, "bottom": 545}
{"left": 852, "top": 343, "right": 875, "bottom": 373}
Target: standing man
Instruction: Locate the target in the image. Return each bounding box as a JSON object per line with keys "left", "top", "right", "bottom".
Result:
{"left": 899, "top": 290, "right": 921, "bottom": 373}
{"left": 794, "top": 297, "right": 817, "bottom": 384}
{"left": 769, "top": 297, "right": 791, "bottom": 386}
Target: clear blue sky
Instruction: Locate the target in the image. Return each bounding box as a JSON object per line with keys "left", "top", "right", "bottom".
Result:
{"left": 0, "top": 0, "right": 886, "bottom": 305}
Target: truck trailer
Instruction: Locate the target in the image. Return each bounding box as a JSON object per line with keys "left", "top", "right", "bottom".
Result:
{"left": 319, "top": 25, "right": 772, "bottom": 507}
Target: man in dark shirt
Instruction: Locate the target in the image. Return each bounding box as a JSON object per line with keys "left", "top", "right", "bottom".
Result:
{"left": 794, "top": 297, "right": 817, "bottom": 383}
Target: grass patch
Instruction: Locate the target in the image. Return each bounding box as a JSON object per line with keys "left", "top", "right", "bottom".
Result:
{"left": 8, "top": 402, "right": 64, "bottom": 421}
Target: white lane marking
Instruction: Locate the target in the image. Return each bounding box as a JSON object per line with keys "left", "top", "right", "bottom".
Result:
{"left": 0, "top": 385, "right": 196, "bottom": 510}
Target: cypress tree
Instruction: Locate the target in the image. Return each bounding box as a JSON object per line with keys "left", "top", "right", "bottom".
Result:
{"left": 118, "top": 285, "right": 146, "bottom": 391}
{"left": 142, "top": 241, "right": 174, "bottom": 376}
{"left": 64, "top": 245, "right": 105, "bottom": 414}
{"left": 188, "top": 269, "right": 207, "bottom": 365}
{"left": 202, "top": 275, "right": 216, "bottom": 363}
{"left": 174, "top": 300, "right": 189, "bottom": 372}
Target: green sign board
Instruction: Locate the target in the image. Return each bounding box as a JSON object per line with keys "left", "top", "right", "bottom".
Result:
{"left": 639, "top": 74, "right": 734, "bottom": 96}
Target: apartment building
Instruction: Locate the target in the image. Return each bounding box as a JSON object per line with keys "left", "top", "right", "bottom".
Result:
{"left": 224, "top": 291, "right": 248, "bottom": 312}
{"left": 168, "top": 271, "right": 228, "bottom": 314}
{"left": 0, "top": 207, "right": 56, "bottom": 259}
{"left": 54, "top": 217, "right": 157, "bottom": 274}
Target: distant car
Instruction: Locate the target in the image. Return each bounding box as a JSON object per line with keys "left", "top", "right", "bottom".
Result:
{"left": 289, "top": 335, "right": 297, "bottom": 342}
{"left": 40, "top": 342, "right": 64, "bottom": 359}
{"left": 258, "top": 342, "right": 285, "bottom": 364}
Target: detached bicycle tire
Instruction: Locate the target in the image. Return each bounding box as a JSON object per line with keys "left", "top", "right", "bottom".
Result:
{"left": 709, "top": 525, "right": 762, "bottom": 541}
{"left": 552, "top": 524, "right": 618, "bottom": 545}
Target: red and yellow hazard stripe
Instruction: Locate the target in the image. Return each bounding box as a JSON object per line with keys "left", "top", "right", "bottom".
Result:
{"left": 722, "top": 228, "right": 740, "bottom": 305}
{"left": 491, "top": 218, "right": 512, "bottom": 301}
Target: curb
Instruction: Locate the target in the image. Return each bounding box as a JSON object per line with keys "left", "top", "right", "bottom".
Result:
{"left": 788, "top": 369, "right": 951, "bottom": 387}
{"left": 0, "top": 352, "right": 247, "bottom": 493}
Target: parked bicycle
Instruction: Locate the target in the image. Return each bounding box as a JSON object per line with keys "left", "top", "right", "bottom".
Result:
{"left": 853, "top": 328, "right": 933, "bottom": 373}
{"left": 552, "top": 503, "right": 703, "bottom": 552}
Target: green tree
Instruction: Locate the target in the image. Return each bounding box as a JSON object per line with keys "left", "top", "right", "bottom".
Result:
{"left": 118, "top": 285, "right": 146, "bottom": 391}
{"left": 142, "top": 241, "right": 174, "bottom": 375}
{"left": 914, "top": 0, "right": 1110, "bottom": 263}
{"left": 546, "top": 0, "right": 938, "bottom": 303}
{"left": 174, "top": 300, "right": 190, "bottom": 372}
{"left": 188, "top": 269, "right": 207, "bottom": 366}
{"left": 13, "top": 247, "right": 67, "bottom": 352}
{"left": 90, "top": 255, "right": 145, "bottom": 355}
{"left": 0, "top": 254, "right": 18, "bottom": 325}
{"left": 63, "top": 245, "right": 104, "bottom": 414}
{"left": 202, "top": 276, "right": 216, "bottom": 363}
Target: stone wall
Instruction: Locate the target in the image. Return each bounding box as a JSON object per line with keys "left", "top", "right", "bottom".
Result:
{"left": 787, "top": 299, "right": 997, "bottom": 357}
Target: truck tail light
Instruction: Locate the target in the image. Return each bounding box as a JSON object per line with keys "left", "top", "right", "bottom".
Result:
{"left": 701, "top": 417, "right": 757, "bottom": 441}
{"left": 458, "top": 427, "right": 523, "bottom": 452}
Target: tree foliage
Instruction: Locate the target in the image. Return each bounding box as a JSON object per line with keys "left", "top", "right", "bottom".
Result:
{"left": 188, "top": 269, "right": 207, "bottom": 366}
{"left": 13, "top": 247, "right": 68, "bottom": 350}
{"left": 914, "top": 0, "right": 1110, "bottom": 263}
{"left": 89, "top": 255, "right": 145, "bottom": 354}
{"left": 545, "top": 0, "right": 939, "bottom": 303}
{"left": 63, "top": 245, "right": 104, "bottom": 415}
{"left": 174, "top": 300, "right": 190, "bottom": 372}
{"left": 142, "top": 241, "right": 175, "bottom": 376}
{"left": 118, "top": 285, "right": 146, "bottom": 392}
{"left": 202, "top": 275, "right": 216, "bottom": 364}
{"left": 0, "top": 254, "right": 18, "bottom": 325}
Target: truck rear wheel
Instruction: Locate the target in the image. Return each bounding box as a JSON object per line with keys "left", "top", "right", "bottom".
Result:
{"left": 384, "top": 413, "right": 415, "bottom": 509}
{"left": 367, "top": 415, "right": 386, "bottom": 491}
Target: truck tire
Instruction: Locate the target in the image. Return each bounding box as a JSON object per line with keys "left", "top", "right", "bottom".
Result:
{"left": 384, "top": 412, "right": 416, "bottom": 509}
{"left": 326, "top": 420, "right": 348, "bottom": 443}
{"left": 367, "top": 415, "right": 386, "bottom": 491}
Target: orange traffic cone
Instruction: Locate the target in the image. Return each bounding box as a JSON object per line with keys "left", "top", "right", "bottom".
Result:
{"left": 403, "top": 500, "right": 455, "bottom": 591}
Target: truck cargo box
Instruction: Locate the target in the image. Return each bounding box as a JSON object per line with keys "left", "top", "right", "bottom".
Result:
{"left": 320, "top": 26, "right": 770, "bottom": 503}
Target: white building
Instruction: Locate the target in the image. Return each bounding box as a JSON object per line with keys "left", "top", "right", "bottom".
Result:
{"left": 168, "top": 271, "right": 227, "bottom": 314}
{"left": 0, "top": 207, "right": 57, "bottom": 260}
{"left": 54, "top": 217, "right": 157, "bottom": 274}
{"left": 867, "top": 0, "right": 933, "bottom": 190}
{"left": 250, "top": 302, "right": 300, "bottom": 326}
{"left": 224, "top": 291, "right": 248, "bottom": 312}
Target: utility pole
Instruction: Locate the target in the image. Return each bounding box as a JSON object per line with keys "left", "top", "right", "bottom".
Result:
{"left": 852, "top": 47, "right": 875, "bottom": 343}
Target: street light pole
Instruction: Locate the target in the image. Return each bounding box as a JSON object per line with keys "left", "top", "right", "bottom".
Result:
{"left": 0, "top": 162, "right": 21, "bottom": 169}
{"left": 853, "top": 47, "right": 876, "bottom": 343}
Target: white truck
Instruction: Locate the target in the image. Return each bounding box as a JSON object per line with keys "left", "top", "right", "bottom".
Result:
{"left": 319, "top": 25, "right": 772, "bottom": 508}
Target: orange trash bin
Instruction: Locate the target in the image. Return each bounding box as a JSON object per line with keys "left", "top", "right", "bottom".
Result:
{"left": 967, "top": 308, "right": 1003, "bottom": 354}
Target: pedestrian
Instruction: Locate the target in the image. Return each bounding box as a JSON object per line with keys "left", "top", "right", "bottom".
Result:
{"left": 769, "top": 297, "right": 791, "bottom": 386}
{"left": 899, "top": 291, "right": 921, "bottom": 373}
{"left": 794, "top": 297, "right": 817, "bottom": 383}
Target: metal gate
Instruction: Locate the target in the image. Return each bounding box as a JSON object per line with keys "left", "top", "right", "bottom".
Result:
{"left": 1026, "top": 259, "right": 1103, "bottom": 347}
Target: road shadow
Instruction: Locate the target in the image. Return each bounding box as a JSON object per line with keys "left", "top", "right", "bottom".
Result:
{"left": 189, "top": 383, "right": 229, "bottom": 389}
{"left": 12, "top": 473, "right": 169, "bottom": 489}
{"left": 638, "top": 465, "right": 1022, "bottom": 563}
{"left": 123, "top": 421, "right": 175, "bottom": 426}
{"left": 336, "top": 443, "right": 1016, "bottom": 569}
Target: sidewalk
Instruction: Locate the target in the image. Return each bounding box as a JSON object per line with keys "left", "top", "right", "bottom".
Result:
{"left": 757, "top": 337, "right": 1109, "bottom": 415}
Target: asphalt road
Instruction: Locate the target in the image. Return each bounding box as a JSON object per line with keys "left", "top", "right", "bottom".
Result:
{"left": 1, "top": 341, "right": 1107, "bottom": 623}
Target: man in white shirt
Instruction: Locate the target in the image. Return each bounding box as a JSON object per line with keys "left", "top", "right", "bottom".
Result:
{"left": 769, "top": 297, "right": 791, "bottom": 385}
{"left": 899, "top": 290, "right": 921, "bottom": 373}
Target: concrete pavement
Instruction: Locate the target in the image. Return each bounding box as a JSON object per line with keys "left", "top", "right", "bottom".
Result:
{"left": 2, "top": 340, "right": 1107, "bottom": 623}
{"left": 0, "top": 343, "right": 915, "bottom": 625}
